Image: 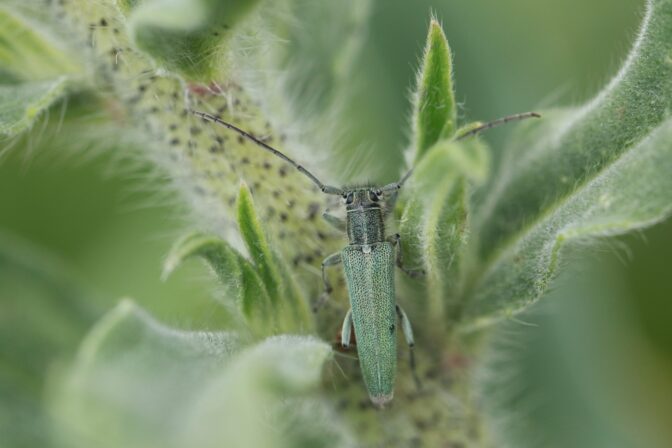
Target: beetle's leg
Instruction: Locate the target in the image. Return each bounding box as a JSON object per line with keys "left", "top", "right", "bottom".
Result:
{"left": 322, "top": 211, "right": 346, "bottom": 232}
{"left": 313, "top": 252, "right": 342, "bottom": 312}
{"left": 383, "top": 190, "right": 400, "bottom": 218}
{"left": 388, "top": 233, "right": 425, "bottom": 278}
{"left": 396, "top": 305, "right": 421, "bottom": 389}
{"left": 341, "top": 308, "right": 353, "bottom": 348}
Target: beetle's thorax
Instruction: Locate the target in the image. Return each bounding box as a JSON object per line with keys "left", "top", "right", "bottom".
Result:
{"left": 344, "top": 189, "right": 385, "bottom": 245}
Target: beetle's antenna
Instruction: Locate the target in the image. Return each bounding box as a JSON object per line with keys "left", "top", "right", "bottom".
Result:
{"left": 191, "top": 110, "right": 344, "bottom": 195}
{"left": 455, "top": 111, "right": 540, "bottom": 140}
{"left": 382, "top": 112, "right": 540, "bottom": 192}
{"left": 380, "top": 167, "right": 414, "bottom": 193}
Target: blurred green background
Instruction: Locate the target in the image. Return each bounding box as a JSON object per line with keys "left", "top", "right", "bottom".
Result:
{"left": 2, "top": 0, "right": 671, "bottom": 447}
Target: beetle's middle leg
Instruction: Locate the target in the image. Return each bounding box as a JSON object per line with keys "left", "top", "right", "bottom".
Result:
{"left": 388, "top": 233, "right": 425, "bottom": 278}
{"left": 340, "top": 308, "right": 353, "bottom": 348}
{"left": 313, "top": 252, "right": 342, "bottom": 312}
{"left": 397, "top": 305, "right": 421, "bottom": 389}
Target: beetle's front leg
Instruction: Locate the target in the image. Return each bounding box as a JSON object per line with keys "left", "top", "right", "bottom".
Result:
{"left": 313, "top": 252, "right": 342, "bottom": 312}
{"left": 322, "top": 211, "right": 346, "bottom": 232}
{"left": 396, "top": 305, "right": 421, "bottom": 389}
{"left": 388, "top": 233, "right": 425, "bottom": 278}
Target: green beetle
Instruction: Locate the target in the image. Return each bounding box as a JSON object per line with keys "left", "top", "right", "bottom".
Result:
{"left": 192, "top": 110, "right": 539, "bottom": 406}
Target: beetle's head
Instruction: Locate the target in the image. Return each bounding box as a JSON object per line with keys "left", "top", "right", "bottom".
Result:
{"left": 342, "top": 188, "right": 383, "bottom": 211}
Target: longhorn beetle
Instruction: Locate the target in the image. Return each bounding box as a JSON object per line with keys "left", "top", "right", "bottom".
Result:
{"left": 192, "top": 109, "right": 540, "bottom": 406}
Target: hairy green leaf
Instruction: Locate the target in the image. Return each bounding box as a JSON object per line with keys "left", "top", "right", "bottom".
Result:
{"left": 163, "top": 232, "right": 273, "bottom": 333}
{"left": 400, "top": 137, "right": 489, "bottom": 331}
{"left": 239, "top": 0, "right": 377, "bottom": 180}
{"left": 412, "top": 19, "right": 457, "bottom": 161}
{"left": 479, "top": 257, "right": 672, "bottom": 448}
{"left": 0, "top": 77, "right": 69, "bottom": 136}
{"left": 127, "top": 0, "right": 262, "bottom": 79}
{"left": 184, "top": 335, "right": 338, "bottom": 448}
{"left": 52, "top": 302, "right": 344, "bottom": 448}
{"left": 237, "top": 183, "right": 312, "bottom": 332}
{"left": 51, "top": 300, "right": 239, "bottom": 448}
{"left": 465, "top": 0, "right": 672, "bottom": 328}
{"left": 0, "top": 6, "right": 80, "bottom": 81}
{"left": 238, "top": 183, "right": 282, "bottom": 301}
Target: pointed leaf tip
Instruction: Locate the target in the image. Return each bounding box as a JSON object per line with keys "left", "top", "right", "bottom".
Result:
{"left": 413, "top": 18, "right": 457, "bottom": 161}
{"left": 236, "top": 183, "right": 313, "bottom": 332}
{"left": 237, "top": 182, "right": 281, "bottom": 301}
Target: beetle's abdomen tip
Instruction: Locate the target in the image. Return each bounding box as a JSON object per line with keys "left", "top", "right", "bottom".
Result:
{"left": 370, "top": 392, "right": 394, "bottom": 408}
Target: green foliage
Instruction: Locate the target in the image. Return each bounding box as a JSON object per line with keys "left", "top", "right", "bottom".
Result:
{"left": 163, "top": 231, "right": 273, "bottom": 334}
{"left": 462, "top": 0, "right": 672, "bottom": 328}
{"left": 124, "top": 0, "right": 262, "bottom": 79}
{"left": 164, "top": 184, "right": 313, "bottom": 335}
{"left": 0, "top": 5, "right": 81, "bottom": 136}
{"left": 412, "top": 19, "right": 457, "bottom": 161}
{"left": 400, "top": 139, "right": 488, "bottom": 331}
{"left": 51, "top": 300, "right": 341, "bottom": 448}
{"left": 0, "top": 78, "right": 69, "bottom": 136}
{"left": 0, "top": 6, "right": 80, "bottom": 81}
{"left": 0, "top": 231, "right": 98, "bottom": 448}
{"left": 2, "top": 0, "right": 672, "bottom": 447}
{"left": 402, "top": 22, "right": 490, "bottom": 333}
{"left": 399, "top": 0, "right": 672, "bottom": 334}
{"left": 237, "top": 183, "right": 313, "bottom": 331}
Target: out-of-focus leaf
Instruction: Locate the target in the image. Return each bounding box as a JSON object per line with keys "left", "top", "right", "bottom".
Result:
{"left": 126, "top": 0, "right": 262, "bottom": 79}
{"left": 0, "top": 6, "right": 80, "bottom": 81}
{"left": 464, "top": 0, "right": 672, "bottom": 328}
{"left": 51, "top": 300, "right": 239, "bottom": 448}
{"left": 51, "top": 301, "right": 346, "bottom": 448}
{"left": 412, "top": 19, "right": 457, "bottom": 162}
{"left": 0, "top": 231, "right": 98, "bottom": 448}
{"left": 0, "top": 77, "right": 69, "bottom": 136}
{"left": 182, "top": 335, "right": 345, "bottom": 448}
{"left": 235, "top": 0, "right": 376, "bottom": 180}
{"left": 479, "top": 258, "right": 672, "bottom": 448}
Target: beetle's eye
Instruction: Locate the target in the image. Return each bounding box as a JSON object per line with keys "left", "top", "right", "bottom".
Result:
{"left": 368, "top": 190, "right": 380, "bottom": 202}
{"left": 345, "top": 193, "right": 354, "bottom": 205}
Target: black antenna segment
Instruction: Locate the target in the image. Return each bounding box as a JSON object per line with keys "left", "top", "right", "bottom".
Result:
{"left": 389, "top": 111, "right": 540, "bottom": 191}
{"left": 456, "top": 111, "right": 540, "bottom": 141}
{"left": 191, "top": 110, "right": 344, "bottom": 195}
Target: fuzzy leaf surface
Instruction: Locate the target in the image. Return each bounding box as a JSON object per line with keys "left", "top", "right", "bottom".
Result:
{"left": 412, "top": 19, "right": 457, "bottom": 161}
{"left": 400, "top": 137, "right": 488, "bottom": 330}
{"left": 237, "top": 184, "right": 312, "bottom": 332}
{"left": 464, "top": 0, "right": 672, "bottom": 328}
{"left": 0, "top": 232, "right": 98, "bottom": 448}
{"left": 0, "top": 6, "right": 80, "bottom": 81}
{"left": 0, "top": 78, "right": 69, "bottom": 136}
{"left": 51, "top": 301, "right": 344, "bottom": 448}
{"left": 126, "top": 0, "right": 261, "bottom": 79}
{"left": 163, "top": 232, "right": 273, "bottom": 334}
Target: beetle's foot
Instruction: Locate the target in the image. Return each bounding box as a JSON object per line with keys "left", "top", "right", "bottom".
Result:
{"left": 312, "top": 291, "right": 330, "bottom": 313}
{"left": 401, "top": 267, "right": 425, "bottom": 279}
